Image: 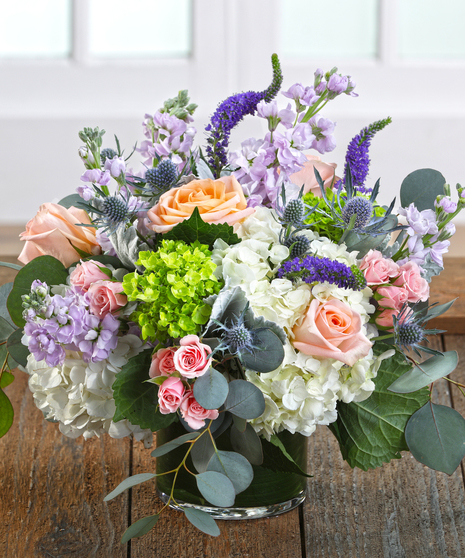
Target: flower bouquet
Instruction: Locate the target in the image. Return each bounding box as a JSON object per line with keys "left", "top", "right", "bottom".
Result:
{"left": 1, "top": 54, "right": 464, "bottom": 541}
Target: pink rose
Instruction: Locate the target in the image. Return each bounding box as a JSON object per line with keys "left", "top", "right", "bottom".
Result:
{"left": 158, "top": 377, "right": 185, "bottom": 415}
{"left": 180, "top": 390, "right": 219, "bottom": 430}
{"left": 87, "top": 280, "right": 127, "bottom": 318}
{"left": 292, "top": 298, "right": 372, "bottom": 366}
{"left": 69, "top": 260, "right": 110, "bottom": 292}
{"left": 394, "top": 261, "right": 429, "bottom": 303}
{"left": 360, "top": 250, "right": 400, "bottom": 285}
{"left": 149, "top": 348, "right": 177, "bottom": 378}
{"left": 376, "top": 286, "right": 409, "bottom": 311}
{"left": 375, "top": 308, "right": 399, "bottom": 330}
{"left": 289, "top": 155, "right": 339, "bottom": 197}
{"left": 18, "top": 203, "right": 101, "bottom": 267}
{"left": 173, "top": 335, "right": 212, "bottom": 379}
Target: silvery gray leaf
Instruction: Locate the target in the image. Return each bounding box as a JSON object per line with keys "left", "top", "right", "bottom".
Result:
{"left": 109, "top": 227, "right": 150, "bottom": 271}
{"left": 420, "top": 253, "right": 443, "bottom": 283}
{"left": 197, "top": 159, "right": 215, "bottom": 180}
{"left": 177, "top": 174, "right": 197, "bottom": 186}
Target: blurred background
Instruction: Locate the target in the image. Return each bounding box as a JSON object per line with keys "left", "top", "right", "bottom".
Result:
{"left": 1, "top": 0, "right": 464, "bottom": 256}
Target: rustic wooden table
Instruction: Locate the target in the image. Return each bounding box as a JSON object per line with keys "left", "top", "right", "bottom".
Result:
{"left": 1, "top": 256, "right": 464, "bottom": 558}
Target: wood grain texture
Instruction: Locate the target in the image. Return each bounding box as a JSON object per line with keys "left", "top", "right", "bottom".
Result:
{"left": 303, "top": 336, "right": 465, "bottom": 558}
{"left": 129, "top": 435, "right": 304, "bottom": 558}
{"left": 429, "top": 260, "right": 465, "bottom": 334}
{"left": 0, "top": 373, "right": 131, "bottom": 558}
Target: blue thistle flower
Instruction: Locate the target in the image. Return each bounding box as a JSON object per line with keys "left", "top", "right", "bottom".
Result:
{"left": 283, "top": 235, "right": 311, "bottom": 258}
{"left": 89, "top": 191, "right": 138, "bottom": 234}
{"left": 205, "top": 54, "right": 283, "bottom": 178}
{"left": 100, "top": 148, "right": 118, "bottom": 165}
{"left": 341, "top": 197, "right": 373, "bottom": 229}
{"left": 145, "top": 159, "right": 177, "bottom": 191}
{"left": 392, "top": 303, "right": 444, "bottom": 358}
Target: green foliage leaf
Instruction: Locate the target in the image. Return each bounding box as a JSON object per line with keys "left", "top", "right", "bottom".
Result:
{"left": 151, "top": 432, "right": 198, "bottom": 457}
{"left": 388, "top": 351, "right": 458, "bottom": 393}
{"left": 58, "top": 193, "right": 86, "bottom": 209}
{"left": 112, "top": 350, "right": 176, "bottom": 431}
{"left": 232, "top": 415, "right": 247, "bottom": 433}
{"left": 400, "top": 168, "right": 446, "bottom": 211}
{"left": 163, "top": 207, "right": 241, "bottom": 249}
{"left": 193, "top": 367, "right": 229, "bottom": 410}
{"left": 230, "top": 423, "right": 263, "bottom": 465}
{"left": 267, "top": 434, "right": 312, "bottom": 477}
{"left": 329, "top": 344, "right": 430, "bottom": 470}
{"left": 7, "top": 256, "right": 68, "bottom": 327}
{"left": 104, "top": 473, "right": 156, "bottom": 501}
{"left": 184, "top": 507, "right": 220, "bottom": 537}
{"left": 426, "top": 299, "right": 456, "bottom": 320}
{"left": 0, "top": 388, "right": 14, "bottom": 437}
{"left": 191, "top": 431, "right": 216, "bottom": 473}
{"left": 0, "top": 261, "right": 22, "bottom": 271}
{"left": 261, "top": 433, "right": 311, "bottom": 477}
{"left": 121, "top": 514, "right": 159, "bottom": 544}
{"left": 0, "top": 371, "right": 15, "bottom": 388}
{"left": 195, "top": 471, "right": 235, "bottom": 507}
{"left": 224, "top": 380, "right": 266, "bottom": 419}
{"left": 241, "top": 329, "right": 285, "bottom": 373}
{"left": 0, "top": 316, "right": 15, "bottom": 342}
{"left": 0, "top": 344, "right": 18, "bottom": 371}
{"left": 405, "top": 402, "right": 465, "bottom": 475}
{"left": 7, "top": 329, "right": 29, "bottom": 367}
{"left": 207, "top": 450, "right": 253, "bottom": 494}
{"left": 0, "top": 283, "right": 15, "bottom": 327}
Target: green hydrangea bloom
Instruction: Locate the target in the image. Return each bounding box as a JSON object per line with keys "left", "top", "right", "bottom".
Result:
{"left": 123, "top": 240, "right": 223, "bottom": 342}
{"left": 302, "top": 189, "right": 386, "bottom": 243}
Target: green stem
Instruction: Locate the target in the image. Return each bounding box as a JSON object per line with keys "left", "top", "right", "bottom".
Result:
{"left": 375, "top": 333, "right": 394, "bottom": 341}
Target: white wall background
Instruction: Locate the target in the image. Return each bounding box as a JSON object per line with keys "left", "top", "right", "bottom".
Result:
{"left": 1, "top": 0, "right": 465, "bottom": 226}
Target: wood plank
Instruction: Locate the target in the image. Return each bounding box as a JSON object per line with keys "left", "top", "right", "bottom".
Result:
{"left": 0, "top": 372, "right": 131, "bottom": 558}
{"left": 128, "top": 437, "right": 303, "bottom": 558}
{"left": 302, "top": 336, "right": 465, "bottom": 557}
{"left": 429, "top": 259, "right": 465, "bottom": 334}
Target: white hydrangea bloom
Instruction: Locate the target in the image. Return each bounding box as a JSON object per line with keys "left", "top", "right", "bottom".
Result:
{"left": 25, "top": 334, "right": 153, "bottom": 447}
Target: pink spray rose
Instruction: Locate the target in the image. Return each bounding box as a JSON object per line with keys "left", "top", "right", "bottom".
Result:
{"left": 180, "top": 390, "right": 219, "bottom": 430}
{"left": 394, "top": 261, "right": 429, "bottom": 303}
{"left": 289, "top": 155, "right": 339, "bottom": 197}
{"left": 87, "top": 280, "right": 127, "bottom": 318}
{"left": 375, "top": 308, "right": 399, "bottom": 330}
{"left": 292, "top": 298, "right": 372, "bottom": 366}
{"left": 149, "top": 348, "right": 177, "bottom": 378}
{"left": 359, "top": 250, "right": 400, "bottom": 286}
{"left": 376, "top": 286, "right": 409, "bottom": 311}
{"left": 158, "top": 377, "right": 185, "bottom": 415}
{"left": 18, "top": 203, "right": 101, "bottom": 267}
{"left": 69, "top": 260, "right": 110, "bottom": 292}
{"left": 173, "top": 335, "right": 212, "bottom": 379}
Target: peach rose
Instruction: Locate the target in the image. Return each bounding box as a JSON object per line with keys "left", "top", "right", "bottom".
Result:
{"left": 149, "top": 348, "right": 177, "bottom": 378}
{"left": 173, "top": 335, "right": 212, "bottom": 379}
{"left": 289, "top": 155, "right": 338, "bottom": 197}
{"left": 360, "top": 250, "right": 400, "bottom": 286}
{"left": 69, "top": 260, "right": 110, "bottom": 292}
{"left": 18, "top": 203, "right": 100, "bottom": 267}
{"left": 147, "top": 175, "right": 255, "bottom": 233}
{"left": 292, "top": 298, "right": 372, "bottom": 366}
{"left": 87, "top": 280, "right": 127, "bottom": 317}
{"left": 393, "top": 261, "right": 429, "bottom": 303}
{"left": 158, "top": 377, "right": 185, "bottom": 415}
{"left": 180, "top": 390, "right": 219, "bottom": 430}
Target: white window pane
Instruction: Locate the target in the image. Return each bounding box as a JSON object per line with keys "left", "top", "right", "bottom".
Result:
{"left": 0, "top": 0, "right": 71, "bottom": 58}
{"left": 399, "top": 0, "right": 465, "bottom": 59}
{"left": 280, "top": 0, "right": 378, "bottom": 59}
{"left": 89, "top": 0, "right": 192, "bottom": 58}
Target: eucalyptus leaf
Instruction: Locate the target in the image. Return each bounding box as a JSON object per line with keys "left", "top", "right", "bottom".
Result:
{"left": 7, "top": 329, "right": 29, "bottom": 367}
{"left": 0, "top": 345, "right": 18, "bottom": 371}
{"left": 241, "top": 329, "right": 285, "bottom": 373}
{"left": 104, "top": 473, "right": 156, "bottom": 501}
{"left": 230, "top": 423, "right": 263, "bottom": 465}
{"left": 196, "top": 471, "right": 236, "bottom": 507}
{"left": 388, "top": 351, "right": 458, "bottom": 394}
{"left": 232, "top": 415, "right": 247, "bottom": 433}
{"left": 0, "top": 283, "right": 15, "bottom": 327}
{"left": 151, "top": 432, "right": 198, "bottom": 457}
{"left": 0, "top": 371, "right": 14, "bottom": 388}
{"left": 7, "top": 255, "right": 68, "bottom": 327}
{"left": 400, "top": 168, "right": 446, "bottom": 211}
{"left": 328, "top": 343, "right": 430, "bottom": 470}
{"left": 191, "top": 432, "right": 216, "bottom": 473}
{"left": 184, "top": 507, "right": 220, "bottom": 537}
{"left": 193, "top": 368, "right": 229, "bottom": 410}
{"left": 0, "top": 316, "right": 15, "bottom": 343}
{"left": 224, "top": 380, "right": 266, "bottom": 419}
{"left": 58, "top": 193, "right": 86, "bottom": 209}
{"left": 212, "top": 411, "right": 232, "bottom": 439}
{"left": 0, "top": 388, "right": 14, "bottom": 437}
{"left": 405, "top": 402, "right": 465, "bottom": 475}
{"left": 121, "top": 514, "right": 159, "bottom": 543}
{"left": 0, "top": 261, "right": 22, "bottom": 271}
{"left": 179, "top": 410, "right": 225, "bottom": 434}
{"left": 207, "top": 450, "right": 253, "bottom": 494}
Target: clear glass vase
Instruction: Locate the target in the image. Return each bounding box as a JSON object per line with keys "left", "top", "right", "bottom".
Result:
{"left": 156, "top": 421, "right": 308, "bottom": 520}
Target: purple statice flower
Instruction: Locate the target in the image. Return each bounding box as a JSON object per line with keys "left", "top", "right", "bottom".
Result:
{"left": 342, "top": 118, "right": 392, "bottom": 193}
{"left": 326, "top": 74, "right": 349, "bottom": 96}
{"left": 96, "top": 228, "right": 117, "bottom": 256}
{"left": 76, "top": 313, "right": 119, "bottom": 362}
{"left": 76, "top": 184, "right": 95, "bottom": 201}
{"left": 80, "top": 168, "right": 111, "bottom": 186}
{"left": 436, "top": 196, "right": 457, "bottom": 214}
{"left": 308, "top": 116, "right": 336, "bottom": 154}
{"left": 104, "top": 156, "right": 126, "bottom": 178}
{"left": 24, "top": 323, "right": 66, "bottom": 367}
{"left": 277, "top": 255, "right": 366, "bottom": 291}
{"left": 205, "top": 54, "right": 283, "bottom": 178}
{"left": 399, "top": 204, "right": 438, "bottom": 237}
{"left": 282, "top": 83, "right": 319, "bottom": 110}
